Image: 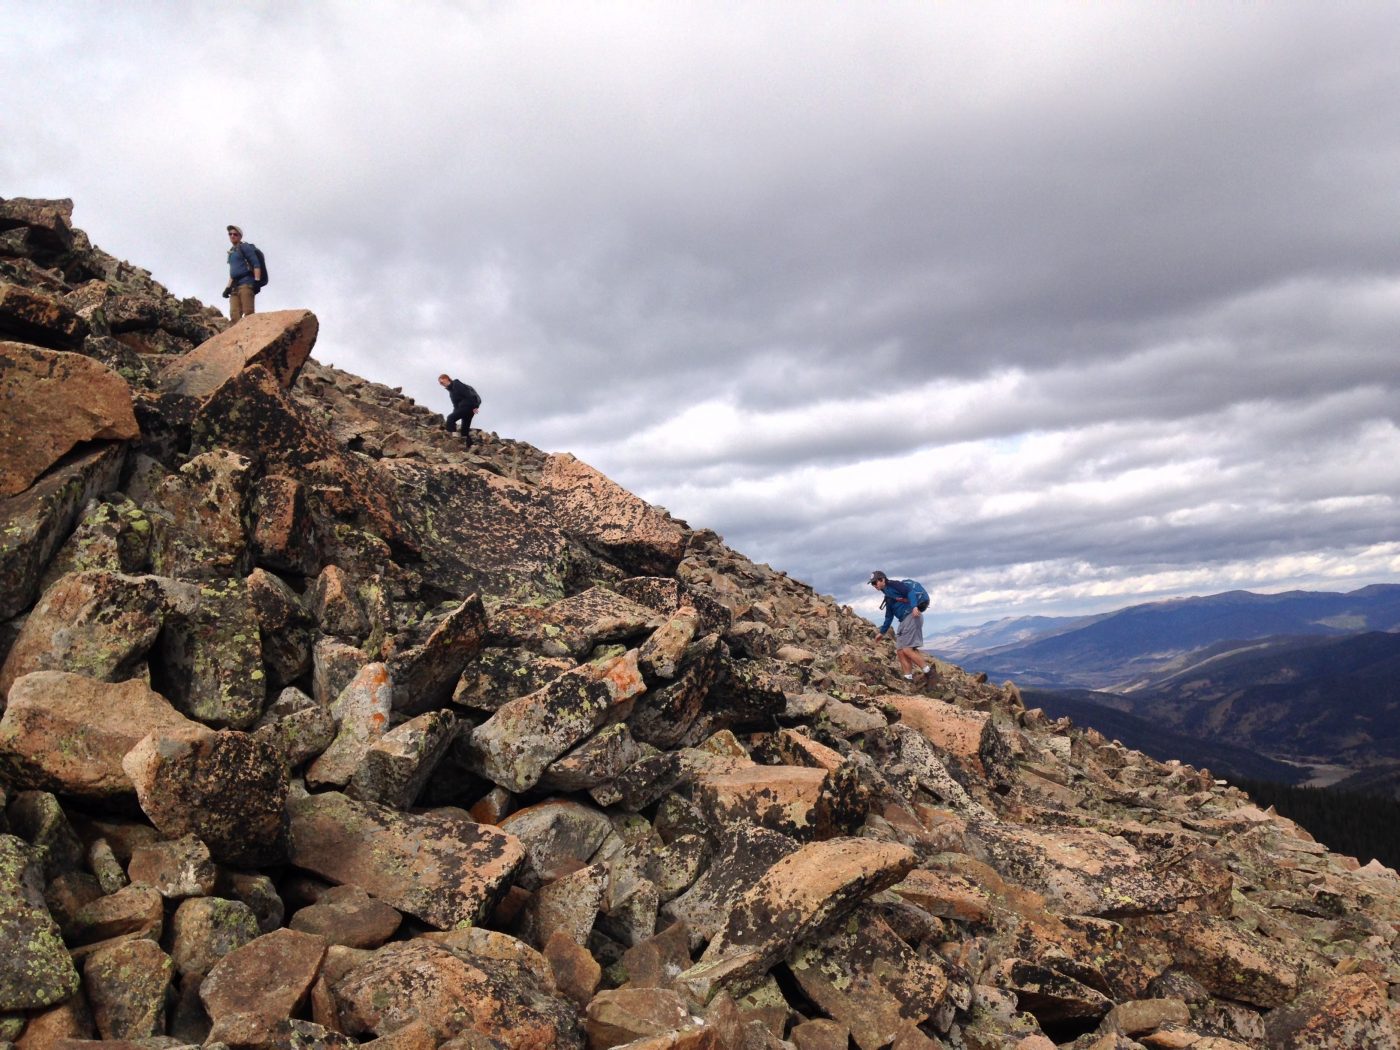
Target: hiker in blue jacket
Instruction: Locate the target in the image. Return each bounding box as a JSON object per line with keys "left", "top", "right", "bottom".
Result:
{"left": 871, "top": 570, "right": 937, "bottom": 686}
{"left": 222, "top": 225, "right": 262, "bottom": 323}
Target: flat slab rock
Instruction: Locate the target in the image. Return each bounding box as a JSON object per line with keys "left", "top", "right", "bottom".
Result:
{"left": 287, "top": 792, "right": 525, "bottom": 930}
{"left": 158, "top": 308, "right": 318, "bottom": 402}
{"left": 686, "top": 837, "right": 917, "bottom": 996}
{"left": 333, "top": 939, "right": 583, "bottom": 1047}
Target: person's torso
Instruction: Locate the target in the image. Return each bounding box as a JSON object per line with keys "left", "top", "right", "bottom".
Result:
{"left": 883, "top": 580, "right": 914, "bottom": 620}
{"left": 228, "top": 243, "right": 258, "bottom": 281}
{"left": 449, "top": 380, "right": 477, "bottom": 408}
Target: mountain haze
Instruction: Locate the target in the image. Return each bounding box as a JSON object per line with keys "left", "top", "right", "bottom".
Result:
{"left": 934, "top": 585, "right": 1400, "bottom": 690}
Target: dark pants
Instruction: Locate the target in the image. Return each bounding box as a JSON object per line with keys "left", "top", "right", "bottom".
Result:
{"left": 446, "top": 407, "right": 475, "bottom": 446}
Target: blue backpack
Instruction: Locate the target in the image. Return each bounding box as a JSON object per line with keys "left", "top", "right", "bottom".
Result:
{"left": 903, "top": 579, "right": 930, "bottom": 612}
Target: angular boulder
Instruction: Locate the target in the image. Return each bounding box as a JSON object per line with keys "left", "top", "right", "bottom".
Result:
{"left": 159, "top": 308, "right": 318, "bottom": 402}
{"left": 155, "top": 576, "right": 267, "bottom": 729}
{"left": 0, "top": 570, "right": 165, "bottom": 700}
{"left": 200, "top": 927, "right": 327, "bottom": 1032}
{"left": 247, "top": 568, "right": 315, "bottom": 688}
{"left": 386, "top": 594, "right": 488, "bottom": 714}
{"left": 467, "top": 649, "right": 646, "bottom": 792}
{"left": 0, "top": 288, "right": 87, "bottom": 352}
{"left": 0, "top": 344, "right": 135, "bottom": 498}
{"left": 538, "top": 453, "right": 688, "bottom": 576}
{"left": 0, "top": 835, "right": 80, "bottom": 1010}
{"left": 250, "top": 473, "right": 320, "bottom": 575}
{"left": 1263, "top": 972, "right": 1400, "bottom": 1047}
{"left": 288, "top": 885, "right": 401, "bottom": 949}
{"left": 0, "top": 444, "right": 125, "bottom": 620}
{"left": 306, "top": 662, "right": 394, "bottom": 789}
{"left": 332, "top": 940, "right": 582, "bottom": 1047}
{"left": 170, "top": 895, "right": 263, "bottom": 979}
{"left": 81, "top": 938, "right": 173, "bottom": 1039}
{"left": 0, "top": 672, "right": 195, "bottom": 801}
{"left": 127, "top": 834, "right": 217, "bottom": 899}
{"left": 686, "top": 838, "right": 917, "bottom": 996}
{"left": 498, "top": 800, "right": 616, "bottom": 890}
{"left": 122, "top": 724, "right": 290, "bottom": 867}
{"left": 287, "top": 792, "right": 525, "bottom": 929}
{"left": 145, "top": 449, "right": 255, "bottom": 578}
{"left": 346, "top": 708, "right": 459, "bottom": 810}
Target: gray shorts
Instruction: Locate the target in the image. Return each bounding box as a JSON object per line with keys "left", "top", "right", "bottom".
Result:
{"left": 895, "top": 613, "right": 923, "bottom": 650}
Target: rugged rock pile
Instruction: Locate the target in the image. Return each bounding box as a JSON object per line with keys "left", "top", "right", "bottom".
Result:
{"left": 2, "top": 196, "right": 1399, "bottom": 1050}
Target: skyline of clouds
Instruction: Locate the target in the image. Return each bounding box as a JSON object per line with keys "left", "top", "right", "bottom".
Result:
{"left": 5, "top": 1, "right": 1397, "bottom": 629}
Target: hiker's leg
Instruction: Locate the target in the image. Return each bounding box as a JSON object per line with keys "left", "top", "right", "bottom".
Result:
{"left": 462, "top": 409, "right": 475, "bottom": 446}
{"left": 231, "top": 285, "right": 254, "bottom": 322}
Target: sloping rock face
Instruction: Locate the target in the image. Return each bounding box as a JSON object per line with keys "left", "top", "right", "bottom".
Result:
{"left": 3, "top": 198, "right": 1400, "bottom": 1049}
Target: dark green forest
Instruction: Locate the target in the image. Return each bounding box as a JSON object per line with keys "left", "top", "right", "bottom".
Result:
{"left": 1236, "top": 778, "right": 1400, "bottom": 871}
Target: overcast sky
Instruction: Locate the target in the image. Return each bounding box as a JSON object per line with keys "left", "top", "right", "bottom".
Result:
{"left": 5, "top": 2, "right": 1398, "bottom": 630}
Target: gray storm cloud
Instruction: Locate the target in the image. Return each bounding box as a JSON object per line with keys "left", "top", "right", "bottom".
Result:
{"left": 3, "top": 1, "right": 1397, "bottom": 626}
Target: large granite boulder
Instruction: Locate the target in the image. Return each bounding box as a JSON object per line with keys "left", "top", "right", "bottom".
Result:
{"left": 200, "top": 928, "right": 327, "bottom": 1038}
{"left": 333, "top": 940, "right": 582, "bottom": 1047}
{"left": 123, "top": 724, "right": 290, "bottom": 867}
{"left": 467, "top": 649, "right": 647, "bottom": 792}
{"left": 144, "top": 449, "right": 255, "bottom": 578}
{"left": 81, "top": 938, "right": 173, "bottom": 1039}
{"left": 306, "top": 662, "right": 394, "bottom": 789}
{"left": 386, "top": 594, "right": 488, "bottom": 714}
{"left": 0, "top": 445, "right": 125, "bottom": 620}
{"left": 686, "top": 838, "right": 917, "bottom": 997}
{"left": 0, "top": 344, "right": 136, "bottom": 497}
{"left": 0, "top": 671, "right": 196, "bottom": 801}
{"left": 159, "top": 308, "right": 318, "bottom": 402}
{"left": 0, "top": 570, "right": 166, "bottom": 700}
{"left": 0, "top": 288, "right": 88, "bottom": 352}
{"left": 0, "top": 834, "right": 80, "bottom": 1010}
{"left": 155, "top": 576, "right": 267, "bottom": 729}
{"left": 287, "top": 792, "right": 525, "bottom": 929}
{"left": 537, "top": 453, "right": 688, "bottom": 577}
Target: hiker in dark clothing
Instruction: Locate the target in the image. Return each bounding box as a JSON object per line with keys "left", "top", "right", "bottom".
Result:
{"left": 870, "top": 570, "right": 938, "bottom": 686}
{"left": 439, "top": 373, "right": 481, "bottom": 447}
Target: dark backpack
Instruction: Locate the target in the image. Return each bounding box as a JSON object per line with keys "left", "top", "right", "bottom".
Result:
{"left": 903, "top": 579, "right": 931, "bottom": 612}
{"left": 238, "top": 244, "right": 269, "bottom": 289}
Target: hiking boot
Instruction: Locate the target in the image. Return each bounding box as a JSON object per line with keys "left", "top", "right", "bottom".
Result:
{"left": 922, "top": 667, "right": 940, "bottom": 690}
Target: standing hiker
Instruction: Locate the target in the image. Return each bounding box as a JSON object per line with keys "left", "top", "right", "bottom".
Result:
{"left": 222, "top": 225, "right": 262, "bottom": 322}
{"left": 439, "top": 373, "right": 481, "bottom": 448}
{"left": 870, "top": 570, "right": 937, "bottom": 686}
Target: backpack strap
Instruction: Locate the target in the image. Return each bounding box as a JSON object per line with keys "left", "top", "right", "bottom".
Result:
{"left": 236, "top": 244, "right": 257, "bottom": 275}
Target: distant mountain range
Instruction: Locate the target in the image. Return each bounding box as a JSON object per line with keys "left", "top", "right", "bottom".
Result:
{"left": 1024, "top": 628, "right": 1400, "bottom": 793}
{"left": 929, "top": 584, "right": 1400, "bottom": 690}
{"left": 931, "top": 585, "right": 1400, "bottom": 792}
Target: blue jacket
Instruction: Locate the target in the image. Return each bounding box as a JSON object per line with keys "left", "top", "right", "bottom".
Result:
{"left": 879, "top": 579, "right": 921, "bottom": 633}
{"left": 228, "top": 242, "right": 260, "bottom": 286}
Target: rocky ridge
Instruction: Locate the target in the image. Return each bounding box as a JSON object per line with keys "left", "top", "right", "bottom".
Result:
{"left": 1, "top": 196, "right": 1398, "bottom": 1049}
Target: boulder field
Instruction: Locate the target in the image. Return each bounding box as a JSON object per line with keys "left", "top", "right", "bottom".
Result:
{"left": 1, "top": 196, "right": 1398, "bottom": 1049}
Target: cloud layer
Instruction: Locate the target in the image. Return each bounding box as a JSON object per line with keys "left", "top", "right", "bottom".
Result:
{"left": 5, "top": 2, "right": 1397, "bottom": 627}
